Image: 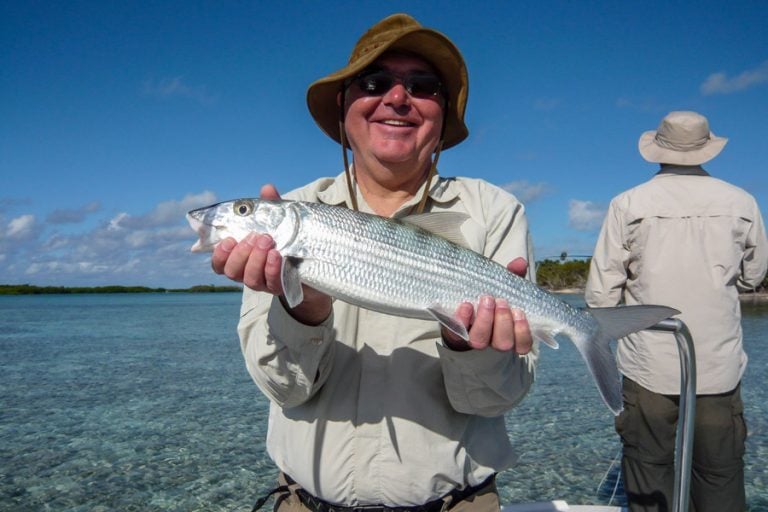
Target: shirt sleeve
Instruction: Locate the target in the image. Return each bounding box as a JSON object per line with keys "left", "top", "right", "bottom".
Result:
{"left": 237, "top": 288, "right": 337, "bottom": 408}
{"left": 585, "top": 199, "right": 629, "bottom": 307}
{"left": 436, "top": 344, "right": 535, "bottom": 416}
{"left": 737, "top": 199, "right": 768, "bottom": 291}
{"left": 437, "top": 181, "right": 536, "bottom": 416}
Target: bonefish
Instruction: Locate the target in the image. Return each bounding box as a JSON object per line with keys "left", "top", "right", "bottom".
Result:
{"left": 187, "top": 198, "right": 678, "bottom": 415}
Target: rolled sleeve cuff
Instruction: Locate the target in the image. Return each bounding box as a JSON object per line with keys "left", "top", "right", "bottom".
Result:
{"left": 261, "top": 297, "right": 336, "bottom": 406}
{"left": 437, "top": 343, "right": 535, "bottom": 417}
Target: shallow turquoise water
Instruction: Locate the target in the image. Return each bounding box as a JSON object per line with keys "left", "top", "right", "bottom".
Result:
{"left": 1, "top": 293, "right": 766, "bottom": 511}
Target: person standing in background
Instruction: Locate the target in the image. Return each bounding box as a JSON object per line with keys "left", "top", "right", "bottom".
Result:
{"left": 585, "top": 111, "right": 768, "bottom": 511}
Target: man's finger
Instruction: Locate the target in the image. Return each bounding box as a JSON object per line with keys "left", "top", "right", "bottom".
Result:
{"left": 260, "top": 184, "right": 281, "bottom": 200}
{"left": 468, "top": 296, "right": 494, "bottom": 350}
{"left": 490, "top": 299, "right": 515, "bottom": 351}
{"left": 262, "top": 249, "right": 284, "bottom": 295}
{"left": 511, "top": 308, "right": 532, "bottom": 354}
{"left": 211, "top": 237, "right": 237, "bottom": 275}
{"left": 507, "top": 257, "right": 528, "bottom": 278}
{"left": 236, "top": 234, "right": 272, "bottom": 290}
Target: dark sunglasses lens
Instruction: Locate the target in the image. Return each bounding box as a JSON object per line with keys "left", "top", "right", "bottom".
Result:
{"left": 356, "top": 72, "right": 394, "bottom": 95}
{"left": 355, "top": 71, "right": 442, "bottom": 97}
{"left": 405, "top": 75, "right": 442, "bottom": 97}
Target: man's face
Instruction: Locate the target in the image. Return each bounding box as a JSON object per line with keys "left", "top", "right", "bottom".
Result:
{"left": 343, "top": 53, "right": 445, "bottom": 169}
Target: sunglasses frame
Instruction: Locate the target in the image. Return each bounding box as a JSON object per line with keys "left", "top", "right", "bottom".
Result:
{"left": 347, "top": 68, "right": 445, "bottom": 99}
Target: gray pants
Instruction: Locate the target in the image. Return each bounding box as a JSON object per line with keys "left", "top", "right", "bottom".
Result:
{"left": 616, "top": 377, "right": 746, "bottom": 512}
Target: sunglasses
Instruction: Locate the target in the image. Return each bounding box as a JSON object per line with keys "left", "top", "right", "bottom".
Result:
{"left": 350, "top": 69, "right": 444, "bottom": 98}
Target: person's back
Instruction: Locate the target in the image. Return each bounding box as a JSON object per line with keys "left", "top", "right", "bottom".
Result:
{"left": 591, "top": 171, "right": 763, "bottom": 395}
{"left": 585, "top": 111, "right": 768, "bottom": 512}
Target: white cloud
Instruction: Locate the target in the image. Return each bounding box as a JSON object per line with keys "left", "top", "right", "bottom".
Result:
{"left": 0, "top": 191, "right": 225, "bottom": 288}
{"left": 502, "top": 180, "right": 551, "bottom": 203}
{"left": 116, "top": 191, "right": 217, "bottom": 229}
{"left": 25, "top": 260, "right": 111, "bottom": 276}
{"left": 142, "top": 76, "right": 218, "bottom": 105}
{"left": 46, "top": 202, "right": 101, "bottom": 224}
{"left": 700, "top": 60, "right": 768, "bottom": 95}
{"left": 108, "top": 212, "right": 130, "bottom": 231}
{"left": 6, "top": 214, "right": 37, "bottom": 239}
{"left": 568, "top": 200, "right": 605, "bottom": 231}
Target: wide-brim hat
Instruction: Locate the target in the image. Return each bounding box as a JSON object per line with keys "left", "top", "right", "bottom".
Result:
{"left": 307, "top": 13, "right": 469, "bottom": 149}
{"left": 638, "top": 111, "right": 728, "bottom": 166}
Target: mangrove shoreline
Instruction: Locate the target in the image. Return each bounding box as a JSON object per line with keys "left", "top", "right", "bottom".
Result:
{"left": 0, "top": 284, "right": 243, "bottom": 295}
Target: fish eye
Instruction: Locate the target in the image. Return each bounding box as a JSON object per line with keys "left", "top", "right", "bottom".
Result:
{"left": 233, "top": 200, "right": 254, "bottom": 216}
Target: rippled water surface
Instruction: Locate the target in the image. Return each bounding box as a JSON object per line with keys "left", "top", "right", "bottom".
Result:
{"left": 1, "top": 293, "right": 766, "bottom": 511}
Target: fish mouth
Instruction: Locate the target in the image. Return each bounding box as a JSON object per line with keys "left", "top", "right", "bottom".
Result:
{"left": 186, "top": 207, "right": 209, "bottom": 222}
{"left": 186, "top": 209, "right": 222, "bottom": 253}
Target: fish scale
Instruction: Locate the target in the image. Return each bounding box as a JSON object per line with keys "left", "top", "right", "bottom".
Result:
{"left": 298, "top": 205, "right": 522, "bottom": 316}
{"left": 187, "top": 197, "right": 680, "bottom": 415}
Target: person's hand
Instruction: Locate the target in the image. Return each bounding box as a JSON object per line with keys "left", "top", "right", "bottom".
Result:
{"left": 442, "top": 257, "right": 533, "bottom": 354}
{"left": 211, "top": 184, "right": 332, "bottom": 325}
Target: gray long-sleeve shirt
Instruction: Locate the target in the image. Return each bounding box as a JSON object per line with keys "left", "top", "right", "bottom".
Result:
{"left": 585, "top": 166, "right": 767, "bottom": 395}
{"left": 237, "top": 171, "right": 537, "bottom": 506}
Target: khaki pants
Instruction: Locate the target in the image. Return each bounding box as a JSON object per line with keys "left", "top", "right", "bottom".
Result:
{"left": 616, "top": 378, "right": 746, "bottom": 512}
{"left": 273, "top": 472, "right": 500, "bottom": 512}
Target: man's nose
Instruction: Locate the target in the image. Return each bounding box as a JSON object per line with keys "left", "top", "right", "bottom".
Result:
{"left": 381, "top": 82, "right": 410, "bottom": 107}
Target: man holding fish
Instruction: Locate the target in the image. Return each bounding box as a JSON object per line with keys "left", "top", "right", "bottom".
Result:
{"left": 210, "top": 13, "right": 535, "bottom": 511}
{"left": 195, "top": 13, "right": 673, "bottom": 512}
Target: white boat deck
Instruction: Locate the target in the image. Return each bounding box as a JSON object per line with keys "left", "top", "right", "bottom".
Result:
{"left": 502, "top": 502, "right": 625, "bottom": 511}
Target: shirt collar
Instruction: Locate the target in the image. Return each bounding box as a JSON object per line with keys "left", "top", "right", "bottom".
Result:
{"left": 656, "top": 164, "right": 710, "bottom": 176}
{"left": 316, "top": 169, "right": 461, "bottom": 216}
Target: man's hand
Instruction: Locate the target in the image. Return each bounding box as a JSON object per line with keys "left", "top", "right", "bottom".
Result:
{"left": 210, "top": 184, "right": 332, "bottom": 325}
{"left": 442, "top": 257, "right": 533, "bottom": 354}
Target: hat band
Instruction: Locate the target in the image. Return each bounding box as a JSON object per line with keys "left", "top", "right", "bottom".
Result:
{"left": 654, "top": 132, "right": 710, "bottom": 153}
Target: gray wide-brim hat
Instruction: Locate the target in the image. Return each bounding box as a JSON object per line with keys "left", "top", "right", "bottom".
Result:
{"left": 306, "top": 13, "right": 469, "bottom": 149}
{"left": 638, "top": 111, "right": 728, "bottom": 165}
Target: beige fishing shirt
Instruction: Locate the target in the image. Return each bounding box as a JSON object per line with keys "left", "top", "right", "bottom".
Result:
{"left": 585, "top": 167, "right": 768, "bottom": 395}
{"left": 237, "top": 171, "right": 537, "bottom": 506}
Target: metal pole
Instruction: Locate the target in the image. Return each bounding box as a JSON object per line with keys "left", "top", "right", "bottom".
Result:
{"left": 647, "top": 319, "right": 696, "bottom": 512}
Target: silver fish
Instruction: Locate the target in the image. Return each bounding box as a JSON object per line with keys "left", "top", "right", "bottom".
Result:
{"left": 187, "top": 198, "right": 678, "bottom": 415}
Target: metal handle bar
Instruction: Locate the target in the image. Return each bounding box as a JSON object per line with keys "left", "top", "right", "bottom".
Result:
{"left": 647, "top": 318, "right": 696, "bottom": 512}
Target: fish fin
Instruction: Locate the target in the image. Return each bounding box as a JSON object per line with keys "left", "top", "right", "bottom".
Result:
{"left": 575, "top": 305, "right": 680, "bottom": 416}
{"left": 586, "top": 305, "right": 680, "bottom": 339}
{"left": 533, "top": 330, "right": 560, "bottom": 349}
{"left": 280, "top": 257, "right": 304, "bottom": 308}
{"left": 402, "top": 213, "right": 471, "bottom": 248}
{"left": 426, "top": 304, "right": 469, "bottom": 341}
{"left": 190, "top": 240, "right": 208, "bottom": 253}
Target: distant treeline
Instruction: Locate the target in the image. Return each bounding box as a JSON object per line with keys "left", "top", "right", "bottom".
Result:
{"left": 535, "top": 259, "right": 768, "bottom": 292}
{"left": 0, "top": 284, "right": 243, "bottom": 295}
{"left": 3, "top": 262, "right": 767, "bottom": 295}
{"left": 536, "top": 259, "right": 590, "bottom": 290}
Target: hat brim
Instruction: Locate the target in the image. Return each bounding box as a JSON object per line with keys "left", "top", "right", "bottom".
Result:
{"left": 307, "top": 30, "right": 469, "bottom": 149}
{"left": 638, "top": 130, "right": 728, "bottom": 165}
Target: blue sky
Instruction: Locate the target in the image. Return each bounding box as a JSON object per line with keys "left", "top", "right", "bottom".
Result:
{"left": 2, "top": 1, "right": 767, "bottom": 288}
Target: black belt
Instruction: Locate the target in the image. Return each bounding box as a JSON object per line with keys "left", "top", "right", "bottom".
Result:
{"left": 287, "top": 473, "right": 496, "bottom": 512}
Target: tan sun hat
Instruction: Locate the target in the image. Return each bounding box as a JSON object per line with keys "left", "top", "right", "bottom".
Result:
{"left": 638, "top": 111, "right": 728, "bottom": 165}
{"left": 306, "top": 13, "right": 469, "bottom": 149}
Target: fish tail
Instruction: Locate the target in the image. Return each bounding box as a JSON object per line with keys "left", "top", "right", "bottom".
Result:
{"left": 574, "top": 305, "right": 680, "bottom": 415}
